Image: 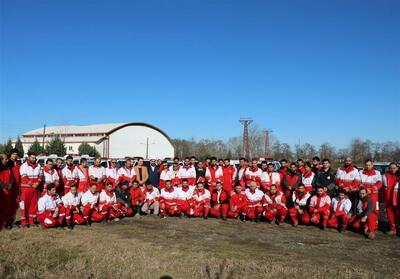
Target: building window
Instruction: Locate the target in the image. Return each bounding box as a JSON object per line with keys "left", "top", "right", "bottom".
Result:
{"left": 68, "top": 146, "right": 73, "bottom": 151}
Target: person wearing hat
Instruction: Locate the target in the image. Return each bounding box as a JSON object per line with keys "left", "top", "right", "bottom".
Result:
{"left": 190, "top": 180, "right": 211, "bottom": 219}
{"left": 115, "top": 181, "right": 134, "bottom": 217}
{"left": 141, "top": 183, "right": 160, "bottom": 215}
{"left": 209, "top": 180, "right": 229, "bottom": 220}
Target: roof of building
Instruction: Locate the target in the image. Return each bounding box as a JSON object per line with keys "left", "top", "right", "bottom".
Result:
{"left": 21, "top": 122, "right": 174, "bottom": 145}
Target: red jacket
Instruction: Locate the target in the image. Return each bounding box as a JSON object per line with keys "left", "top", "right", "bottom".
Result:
{"left": 229, "top": 192, "right": 248, "bottom": 209}
{"left": 210, "top": 189, "right": 229, "bottom": 207}
{"left": 130, "top": 187, "right": 145, "bottom": 205}
{"left": 383, "top": 172, "right": 399, "bottom": 206}
{"left": 222, "top": 165, "right": 236, "bottom": 192}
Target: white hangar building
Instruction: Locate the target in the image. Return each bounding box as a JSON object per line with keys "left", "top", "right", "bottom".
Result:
{"left": 18, "top": 122, "right": 175, "bottom": 159}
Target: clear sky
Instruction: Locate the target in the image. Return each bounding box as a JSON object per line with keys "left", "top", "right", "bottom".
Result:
{"left": 1, "top": 0, "right": 399, "bottom": 148}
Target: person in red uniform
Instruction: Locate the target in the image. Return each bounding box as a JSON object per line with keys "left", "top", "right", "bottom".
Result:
{"left": 288, "top": 184, "right": 311, "bottom": 226}
{"left": 382, "top": 162, "right": 399, "bottom": 235}
{"left": 222, "top": 159, "right": 236, "bottom": 193}
{"left": 236, "top": 157, "right": 248, "bottom": 189}
{"left": 279, "top": 159, "right": 289, "bottom": 180}
{"left": 282, "top": 163, "right": 301, "bottom": 199}
{"left": 159, "top": 180, "right": 179, "bottom": 218}
{"left": 349, "top": 188, "right": 378, "bottom": 239}
{"left": 297, "top": 159, "right": 305, "bottom": 175}
{"left": 205, "top": 157, "right": 223, "bottom": 192}
{"left": 130, "top": 180, "right": 145, "bottom": 216}
{"left": 37, "top": 183, "right": 65, "bottom": 228}
{"left": 19, "top": 152, "right": 43, "bottom": 227}
{"left": 227, "top": 184, "right": 248, "bottom": 220}
{"left": 327, "top": 189, "right": 352, "bottom": 232}
{"left": 262, "top": 184, "right": 287, "bottom": 225}
{"left": 309, "top": 186, "right": 331, "bottom": 230}
{"left": 8, "top": 149, "right": 21, "bottom": 226}
{"left": 209, "top": 181, "right": 229, "bottom": 220}
{"left": 54, "top": 158, "right": 64, "bottom": 194}
{"left": 191, "top": 180, "right": 211, "bottom": 219}
{"left": 0, "top": 153, "right": 14, "bottom": 230}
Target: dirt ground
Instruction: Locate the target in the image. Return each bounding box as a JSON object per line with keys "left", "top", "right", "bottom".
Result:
{"left": 0, "top": 215, "right": 399, "bottom": 279}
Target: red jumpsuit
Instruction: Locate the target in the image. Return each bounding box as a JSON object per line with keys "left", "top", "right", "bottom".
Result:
{"left": 244, "top": 188, "right": 264, "bottom": 219}
{"left": 99, "top": 190, "right": 122, "bottom": 219}
{"left": 19, "top": 161, "right": 42, "bottom": 225}
{"left": 191, "top": 189, "right": 210, "bottom": 217}
{"left": 327, "top": 197, "right": 352, "bottom": 229}
{"left": 262, "top": 191, "right": 287, "bottom": 223}
{"left": 0, "top": 167, "right": 14, "bottom": 229}
{"left": 383, "top": 172, "right": 399, "bottom": 232}
{"left": 222, "top": 165, "right": 236, "bottom": 193}
{"left": 282, "top": 171, "right": 301, "bottom": 199}
{"left": 37, "top": 194, "right": 66, "bottom": 228}
{"left": 160, "top": 187, "right": 179, "bottom": 217}
{"left": 359, "top": 169, "right": 382, "bottom": 213}
{"left": 309, "top": 193, "right": 331, "bottom": 227}
{"left": 227, "top": 192, "right": 248, "bottom": 218}
{"left": 62, "top": 191, "right": 86, "bottom": 225}
{"left": 288, "top": 191, "right": 311, "bottom": 225}
{"left": 349, "top": 197, "right": 378, "bottom": 233}
{"left": 209, "top": 189, "right": 229, "bottom": 219}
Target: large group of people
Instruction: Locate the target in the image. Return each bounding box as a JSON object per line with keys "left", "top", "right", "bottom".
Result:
{"left": 0, "top": 149, "right": 399, "bottom": 240}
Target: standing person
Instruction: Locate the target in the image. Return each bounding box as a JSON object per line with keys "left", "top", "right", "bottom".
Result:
{"left": 76, "top": 158, "right": 90, "bottom": 193}
{"left": 148, "top": 159, "right": 160, "bottom": 187}
{"left": 178, "top": 157, "right": 196, "bottom": 186}
{"left": 279, "top": 159, "right": 289, "bottom": 180}
{"left": 311, "top": 156, "right": 322, "bottom": 173}
{"left": 382, "top": 162, "right": 399, "bottom": 235}
{"left": 335, "top": 157, "right": 361, "bottom": 201}
{"left": 262, "top": 184, "right": 287, "bottom": 225}
{"left": 134, "top": 158, "right": 149, "bottom": 186}
{"left": 205, "top": 157, "right": 223, "bottom": 190}
{"left": 8, "top": 149, "right": 21, "bottom": 225}
{"left": 349, "top": 188, "right": 378, "bottom": 239}
{"left": 244, "top": 181, "right": 264, "bottom": 222}
{"left": 309, "top": 186, "right": 331, "bottom": 230}
{"left": 62, "top": 184, "right": 86, "bottom": 229}
{"left": 244, "top": 158, "right": 262, "bottom": 188}
{"left": 297, "top": 159, "right": 305, "bottom": 174}
{"left": 37, "top": 184, "right": 65, "bottom": 228}
{"left": 159, "top": 162, "right": 173, "bottom": 189}
{"left": 19, "top": 152, "right": 42, "bottom": 227}
{"left": 359, "top": 160, "right": 382, "bottom": 222}
{"left": 195, "top": 161, "right": 206, "bottom": 181}
{"left": 105, "top": 159, "right": 119, "bottom": 189}
{"left": 282, "top": 163, "right": 302, "bottom": 200}
{"left": 171, "top": 162, "right": 182, "bottom": 187}
{"left": 89, "top": 157, "right": 106, "bottom": 192}
{"left": 222, "top": 159, "right": 236, "bottom": 193}
{"left": 260, "top": 163, "right": 281, "bottom": 193}
{"left": 141, "top": 183, "right": 160, "bottom": 215}
{"left": 62, "top": 156, "right": 78, "bottom": 195}
{"left": 117, "top": 158, "right": 136, "bottom": 185}
{"left": 0, "top": 153, "right": 14, "bottom": 230}
{"left": 288, "top": 184, "right": 311, "bottom": 226}
{"left": 54, "top": 158, "right": 64, "bottom": 195}
{"left": 236, "top": 157, "right": 248, "bottom": 189}
{"left": 209, "top": 181, "right": 229, "bottom": 220}
{"left": 316, "top": 158, "right": 336, "bottom": 197}
{"left": 327, "top": 189, "right": 352, "bottom": 232}
{"left": 42, "top": 159, "right": 60, "bottom": 196}
{"left": 302, "top": 162, "right": 316, "bottom": 193}
{"left": 190, "top": 156, "right": 197, "bottom": 167}
{"left": 227, "top": 184, "right": 248, "bottom": 220}
{"left": 81, "top": 184, "right": 105, "bottom": 224}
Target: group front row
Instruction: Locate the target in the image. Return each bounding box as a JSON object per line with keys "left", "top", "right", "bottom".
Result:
{"left": 38, "top": 177, "right": 378, "bottom": 239}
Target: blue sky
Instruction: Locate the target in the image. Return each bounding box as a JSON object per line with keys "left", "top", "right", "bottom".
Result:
{"left": 1, "top": 0, "right": 399, "bottom": 148}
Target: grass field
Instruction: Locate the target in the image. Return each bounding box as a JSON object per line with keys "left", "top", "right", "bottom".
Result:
{"left": 1, "top": 216, "right": 399, "bottom": 279}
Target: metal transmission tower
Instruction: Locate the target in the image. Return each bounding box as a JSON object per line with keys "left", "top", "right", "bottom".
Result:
{"left": 239, "top": 118, "right": 253, "bottom": 159}
{"left": 264, "top": 129, "right": 273, "bottom": 159}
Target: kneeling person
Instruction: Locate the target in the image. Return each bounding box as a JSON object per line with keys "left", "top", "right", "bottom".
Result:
{"left": 99, "top": 182, "right": 123, "bottom": 221}
{"left": 190, "top": 181, "right": 211, "bottom": 218}
{"left": 141, "top": 183, "right": 160, "bottom": 215}
{"left": 62, "top": 184, "right": 86, "bottom": 228}
{"left": 288, "top": 184, "right": 311, "bottom": 226}
{"left": 262, "top": 184, "right": 287, "bottom": 224}
{"left": 328, "top": 189, "right": 352, "bottom": 232}
{"left": 209, "top": 181, "right": 229, "bottom": 220}
{"left": 160, "top": 180, "right": 179, "bottom": 217}
{"left": 81, "top": 183, "right": 105, "bottom": 224}
{"left": 37, "top": 183, "right": 65, "bottom": 228}
{"left": 227, "top": 185, "right": 248, "bottom": 220}
{"left": 309, "top": 186, "right": 331, "bottom": 230}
